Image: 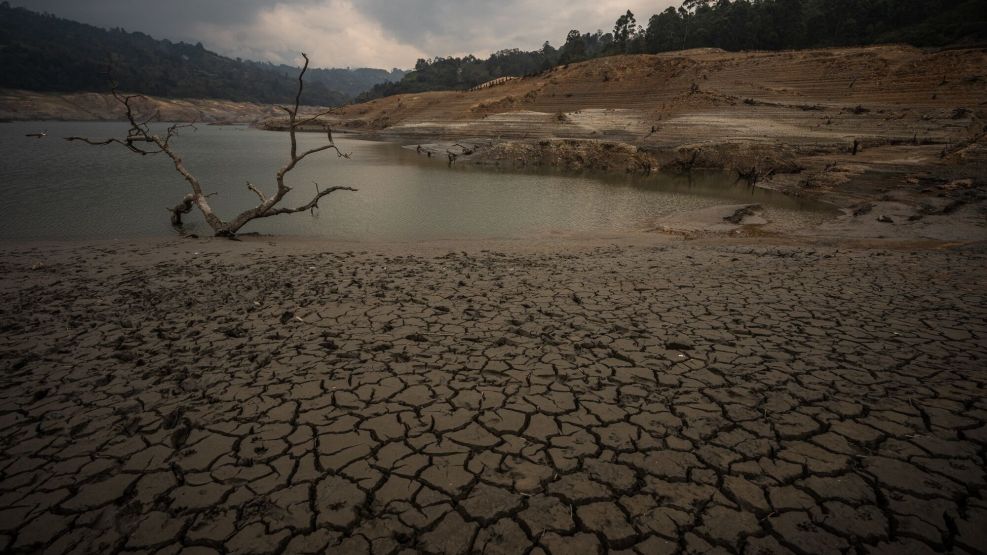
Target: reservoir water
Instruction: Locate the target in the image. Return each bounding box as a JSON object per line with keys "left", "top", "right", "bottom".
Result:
{"left": 0, "top": 122, "right": 832, "bottom": 241}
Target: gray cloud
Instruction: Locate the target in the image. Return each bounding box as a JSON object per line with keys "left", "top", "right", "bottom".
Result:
{"left": 352, "top": 0, "right": 668, "bottom": 56}
{"left": 353, "top": 1, "right": 520, "bottom": 45}
{"left": 15, "top": 1, "right": 270, "bottom": 30}
{"left": 11, "top": 0, "right": 675, "bottom": 68}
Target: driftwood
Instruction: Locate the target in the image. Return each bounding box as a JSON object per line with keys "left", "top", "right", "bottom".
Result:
{"left": 66, "top": 54, "right": 356, "bottom": 237}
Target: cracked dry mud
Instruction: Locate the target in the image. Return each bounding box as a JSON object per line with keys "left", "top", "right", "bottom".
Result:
{"left": 1, "top": 240, "right": 986, "bottom": 555}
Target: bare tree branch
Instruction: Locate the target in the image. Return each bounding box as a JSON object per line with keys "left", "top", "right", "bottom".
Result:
{"left": 65, "top": 53, "right": 355, "bottom": 237}
{"left": 293, "top": 54, "right": 307, "bottom": 115}
{"left": 287, "top": 53, "right": 309, "bottom": 162}
{"left": 65, "top": 136, "right": 159, "bottom": 155}
{"left": 246, "top": 182, "right": 268, "bottom": 203}
{"left": 164, "top": 122, "right": 197, "bottom": 148}
{"left": 252, "top": 186, "right": 357, "bottom": 219}
{"left": 294, "top": 107, "right": 339, "bottom": 129}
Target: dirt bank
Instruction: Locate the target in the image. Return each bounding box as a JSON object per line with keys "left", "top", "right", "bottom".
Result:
{"left": 0, "top": 89, "right": 331, "bottom": 124}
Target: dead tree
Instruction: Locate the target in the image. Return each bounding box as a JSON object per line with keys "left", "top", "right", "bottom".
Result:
{"left": 66, "top": 53, "right": 355, "bottom": 237}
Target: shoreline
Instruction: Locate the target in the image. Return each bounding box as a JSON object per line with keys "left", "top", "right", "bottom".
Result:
{"left": 2, "top": 228, "right": 984, "bottom": 259}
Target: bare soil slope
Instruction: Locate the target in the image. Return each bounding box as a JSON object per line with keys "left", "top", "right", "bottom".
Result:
{"left": 325, "top": 45, "right": 985, "bottom": 148}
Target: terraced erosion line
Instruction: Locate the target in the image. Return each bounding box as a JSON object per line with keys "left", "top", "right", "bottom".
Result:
{"left": 316, "top": 45, "right": 986, "bottom": 149}
{"left": 0, "top": 238, "right": 985, "bottom": 554}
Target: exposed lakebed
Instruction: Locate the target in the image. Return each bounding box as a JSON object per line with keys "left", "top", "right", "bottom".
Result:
{"left": 0, "top": 122, "right": 833, "bottom": 240}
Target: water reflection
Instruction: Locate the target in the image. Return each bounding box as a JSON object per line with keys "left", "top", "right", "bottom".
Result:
{"left": 0, "top": 121, "right": 832, "bottom": 241}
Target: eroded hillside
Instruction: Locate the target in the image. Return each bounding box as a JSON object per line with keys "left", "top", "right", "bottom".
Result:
{"left": 323, "top": 45, "right": 984, "bottom": 149}
{"left": 268, "top": 45, "right": 987, "bottom": 236}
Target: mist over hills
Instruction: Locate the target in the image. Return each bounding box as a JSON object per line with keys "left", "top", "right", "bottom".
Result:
{"left": 0, "top": 3, "right": 406, "bottom": 106}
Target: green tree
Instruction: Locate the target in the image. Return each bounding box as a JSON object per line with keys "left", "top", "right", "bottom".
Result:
{"left": 559, "top": 30, "right": 587, "bottom": 64}
{"left": 613, "top": 10, "right": 639, "bottom": 53}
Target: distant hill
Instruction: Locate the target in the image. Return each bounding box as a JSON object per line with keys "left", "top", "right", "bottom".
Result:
{"left": 358, "top": 0, "right": 987, "bottom": 101}
{"left": 251, "top": 63, "right": 406, "bottom": 100}
{"left": 0, "top": 3, "right": 405, "bottom": 105}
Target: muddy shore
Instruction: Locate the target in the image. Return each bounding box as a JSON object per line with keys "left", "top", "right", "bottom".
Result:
{"left": 1, "top": 234, "right": 986, "bottom": 554}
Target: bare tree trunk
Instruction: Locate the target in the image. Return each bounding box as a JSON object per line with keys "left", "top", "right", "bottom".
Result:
{"left": 169, "top": 194, "right": 195, "bottom": 227}
{"left": 65, "top": 53, "right": 356, "bottom": 237}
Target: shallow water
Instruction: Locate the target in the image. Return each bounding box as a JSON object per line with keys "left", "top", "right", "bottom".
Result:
{"left": 0, "top": 122, "right": 832, "bottom": 240}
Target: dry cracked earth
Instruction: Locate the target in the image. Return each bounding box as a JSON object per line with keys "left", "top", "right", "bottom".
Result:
{"left": 0, "top": 240, "right": 986, "bottom": 555}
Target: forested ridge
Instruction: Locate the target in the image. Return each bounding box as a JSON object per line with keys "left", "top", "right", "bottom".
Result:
{"left": 358, "top": 0, "right": 987, "bottom": 101}
{"left": 0, "top": 3, "right": 404, "bottom": 105}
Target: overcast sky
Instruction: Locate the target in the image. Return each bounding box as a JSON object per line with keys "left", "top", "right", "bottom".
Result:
{"left": 12, "top": 1, "right": 677, "bottom": 69}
